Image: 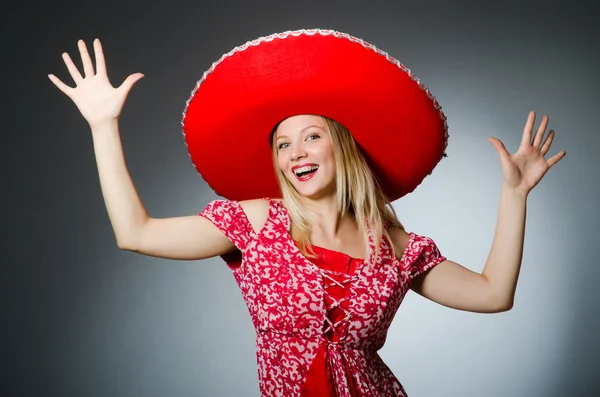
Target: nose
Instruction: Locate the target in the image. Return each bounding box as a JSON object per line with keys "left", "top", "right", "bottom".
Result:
{"left": 290, "top": 144, "right": 307, "bottom": 162}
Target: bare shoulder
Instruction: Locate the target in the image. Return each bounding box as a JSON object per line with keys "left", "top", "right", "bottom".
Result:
{"left": 238, "top": 198, "right": 271, "bottom": 234}
{"left": 387, "top": 226, "right": 411, "bottom": 260}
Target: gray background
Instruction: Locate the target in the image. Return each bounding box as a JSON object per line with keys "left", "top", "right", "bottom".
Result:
{"left": 4, "top": 0, "right": 599, "bottom": 396}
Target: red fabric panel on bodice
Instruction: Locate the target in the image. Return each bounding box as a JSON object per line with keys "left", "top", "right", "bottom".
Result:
{"left": 299, "top": 244, "right": 363, "bottom": 397}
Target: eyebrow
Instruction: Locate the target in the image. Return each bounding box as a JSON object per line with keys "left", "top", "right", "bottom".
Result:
{"left": 275, "top": 125, "right": 325, "bottom": 141}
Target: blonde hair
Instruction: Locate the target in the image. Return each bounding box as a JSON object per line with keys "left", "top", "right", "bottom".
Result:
{"left": 271, "top": 116, "right": 404, "bottom": 262}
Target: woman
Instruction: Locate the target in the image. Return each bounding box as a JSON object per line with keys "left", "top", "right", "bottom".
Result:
{"left": 48, "top": 30, "right": 565, "bottom": 397}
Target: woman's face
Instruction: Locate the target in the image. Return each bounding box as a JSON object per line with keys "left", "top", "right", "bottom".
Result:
{"left": 274, "top": 115, "right": 336, "bottom": 200}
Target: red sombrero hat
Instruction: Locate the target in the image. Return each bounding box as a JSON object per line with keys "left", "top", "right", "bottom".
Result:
{"left": 181, "top": 29, "right": 448, "bottom": 202}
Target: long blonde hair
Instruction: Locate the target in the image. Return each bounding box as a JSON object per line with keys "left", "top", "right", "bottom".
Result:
{"left": 271, "top": 116, "right": 404, "bottom": 261}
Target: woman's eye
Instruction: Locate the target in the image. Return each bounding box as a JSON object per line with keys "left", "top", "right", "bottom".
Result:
{"left": 307, "top": 134, "right": 320, "bottom": 141}
{"left": 278, "top": 143, "right": 289, "bottom": 149}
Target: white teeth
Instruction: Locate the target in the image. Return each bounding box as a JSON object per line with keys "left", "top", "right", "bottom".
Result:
{"left": 294, "top": 165, "right": 319, "bottom": 175}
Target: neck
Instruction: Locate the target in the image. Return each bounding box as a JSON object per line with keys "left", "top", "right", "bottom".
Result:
{"left": 302, "top": 195, "right": 356, "bottom": 241}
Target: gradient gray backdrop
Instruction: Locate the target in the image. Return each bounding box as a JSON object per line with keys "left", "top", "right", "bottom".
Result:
{"left": 4, "top": 0, "right": 599, "bottom": 396}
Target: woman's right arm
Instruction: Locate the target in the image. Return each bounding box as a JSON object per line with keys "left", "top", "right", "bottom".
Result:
{"left": 91, "top": 120, "right": 236, "bottom": 260}
{"left": 49, "top": 38, "right": 246, "bottom": 261}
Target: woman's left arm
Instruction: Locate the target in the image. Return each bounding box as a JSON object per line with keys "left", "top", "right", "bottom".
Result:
{"left": 410, "top": 111, "right": 566, "bottom": 313}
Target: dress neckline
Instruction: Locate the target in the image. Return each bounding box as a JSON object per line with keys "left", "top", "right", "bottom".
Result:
{"left": 267, "top": 198, "right": 418, "bottom": 270}
{"left": 270, "top": 199, "right": 375, "bottom": 275}
{"left": 293, "top": 240, "right": 366, "bottom": 262}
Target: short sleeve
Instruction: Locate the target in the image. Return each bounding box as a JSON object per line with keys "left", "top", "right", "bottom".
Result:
{"left": 198, "top": 200, "right": 255, "bottom": 253}
{"left": 406, "top": 234, "right": 447, "bottom": 280}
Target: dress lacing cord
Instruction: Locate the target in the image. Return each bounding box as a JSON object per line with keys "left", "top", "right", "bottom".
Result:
{"left": 319, "top": 268, "right": 358, "bottom": 345}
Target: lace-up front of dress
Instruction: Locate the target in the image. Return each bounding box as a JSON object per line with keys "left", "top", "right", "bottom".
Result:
{"left": 321, "top": 266, "right": 356, "bottom": 340}
{"left": 199, "top": 199, "right": 446, "bottom": 397}
{"left": 300, "top": 247, "right": 363, "bottom": 397}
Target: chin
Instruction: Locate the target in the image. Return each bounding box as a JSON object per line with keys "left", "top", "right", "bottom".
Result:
{"left": 294, "top": 185, "right": 336, "bottom": 200}
{"left": 287, "top": 173, "right": 335, "bottom": 199}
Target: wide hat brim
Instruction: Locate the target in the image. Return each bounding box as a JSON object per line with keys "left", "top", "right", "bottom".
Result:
{"left": 182, "top": 29, "right": 448, "bottom": 202}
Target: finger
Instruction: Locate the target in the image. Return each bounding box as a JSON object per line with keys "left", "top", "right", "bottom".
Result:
{"left": 78, "top": 39, "right": 95, "bottom": 77}
{"left": 532, "top": 115, "right": 548, "bottom": 149}
{"left": 93, "top": 39, "right": 107, "bottom": 77}
{"left": 489, "top": 137, "right": 510, "bottom": 160}
{"left": 539, "top": 129, "right": 555, "bottom": 156}
{"left": 116, "top": 73, "right": 144, "bottom": 97}
{"left": 62, "top": 52, "right": 83, "bottom": 83}
{"left": 48, "top": 74, "right": 73, "bottom": 96}
{"left": 521, "top": 111, "right": 536, "bottom": 147}
{"left": 547, "top": 150, "right": 566, "bottom": 168}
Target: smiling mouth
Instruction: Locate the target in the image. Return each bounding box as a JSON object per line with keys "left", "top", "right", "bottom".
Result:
{"left": 293, "top": 165, "right": 319, "bottom": 180}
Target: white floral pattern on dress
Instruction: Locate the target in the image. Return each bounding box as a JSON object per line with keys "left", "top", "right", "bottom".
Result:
{"left": 199, "top": 199, "right": 446, "bottom": 397}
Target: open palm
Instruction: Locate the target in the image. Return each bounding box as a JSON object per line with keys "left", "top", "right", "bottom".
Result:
{"left": 489, "top": 111, "right": 566, "bottom": 196}
{"left": 48, "top": 39, "right": 143, "bottom": 129}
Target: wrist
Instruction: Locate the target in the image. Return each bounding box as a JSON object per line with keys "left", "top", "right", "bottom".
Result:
{"left": 501, "top": 183, "right": 529, "bottom": 200}
{"left": 90, "top": 118, "right": 119, "bottom": 135}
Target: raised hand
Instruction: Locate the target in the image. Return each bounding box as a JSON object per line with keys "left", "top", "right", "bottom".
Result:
{"left": 48, "top": 39, "right": 144, "bottom": 130}
{"left": 488, "top": 111, "right": 566, "bottom": 196}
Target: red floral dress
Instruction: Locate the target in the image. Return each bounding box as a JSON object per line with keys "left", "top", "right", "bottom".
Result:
{"left": 199, "top": 199, "right": 446, "bottom": 397}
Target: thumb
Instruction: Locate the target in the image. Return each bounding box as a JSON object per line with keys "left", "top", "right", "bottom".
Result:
{"left": 118, "top": 73, "right": 144, "bottom": 96}
{"left": 488, "top": 137, "right": 509, "bottom": 159}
